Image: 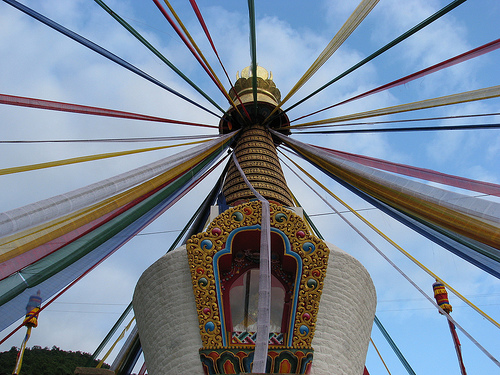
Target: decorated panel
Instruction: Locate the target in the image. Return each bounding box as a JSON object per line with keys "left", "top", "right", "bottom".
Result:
{"left": 186, "top": 201, "right": 330, "bottom": 351}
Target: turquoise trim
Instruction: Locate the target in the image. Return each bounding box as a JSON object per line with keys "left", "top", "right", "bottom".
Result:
{"left": 212, "top": 225, "right": 302, "bottom": 347}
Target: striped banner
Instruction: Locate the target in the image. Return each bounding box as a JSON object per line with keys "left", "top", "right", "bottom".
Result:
{"left": 280, "top": 0, "right": 379, "bottom": 107}
{"left": 274, "top": 131, "right": 500, "bottom": 277}
{"left": 291, "top": 85, "right": 500, "bottom": 128}
{"left": 0, "top": 134, "right": 235, "bottom": 330}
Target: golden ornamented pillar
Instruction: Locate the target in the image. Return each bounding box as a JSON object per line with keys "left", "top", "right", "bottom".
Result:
{"left": 222, "top": 124, "right": 293, "bottom": 207}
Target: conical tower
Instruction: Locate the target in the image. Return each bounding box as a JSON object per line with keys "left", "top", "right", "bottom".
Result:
{"left": 220, "top": 66, "right": 292, "bottom": 207}
{"left": 222, "top": 124, "right": 293, "bottom": 207}
{"left": 133, "top": 67, "right": 376, "bottom": 375}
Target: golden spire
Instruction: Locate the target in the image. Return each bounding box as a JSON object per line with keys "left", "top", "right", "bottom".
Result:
{"left": 221, "top": 67, "right": 293, "bottom": 207}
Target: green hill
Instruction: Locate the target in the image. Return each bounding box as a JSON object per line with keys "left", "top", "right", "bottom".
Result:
{"left": 0, "top": 346, "right": 109, "bottom": 375}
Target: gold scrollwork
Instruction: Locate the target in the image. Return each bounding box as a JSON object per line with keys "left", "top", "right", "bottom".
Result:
{"left": 236, "top": 140, "right": 278, "bottom": 153}
{"left": 229, "top": 160, "right": 284, "bottom": 174}
{"left": 235, "top": 147, "right": 277, "bottom": 159}
{"left": 236, "top": 153, "right": 279, "bottom": 164}
{"left": 186, "top": 201, "right": 330, "bottom": 349}
{"left": 222, "top": 174, "right": 288, "bottom": 192}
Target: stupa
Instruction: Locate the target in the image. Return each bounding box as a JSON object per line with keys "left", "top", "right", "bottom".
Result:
{"left": 133, "top": 66, "right": 376, "bottom": 374}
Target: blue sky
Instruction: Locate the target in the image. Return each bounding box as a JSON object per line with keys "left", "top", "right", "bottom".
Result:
{"left": 0, "top": 0, "right": 499, "bottom": 373}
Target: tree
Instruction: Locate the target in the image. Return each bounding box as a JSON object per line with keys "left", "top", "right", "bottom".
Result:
{"left": 0, "top": 346, "right": 109, "bottom": 375}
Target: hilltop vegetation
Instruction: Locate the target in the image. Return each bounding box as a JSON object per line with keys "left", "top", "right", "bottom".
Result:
{"left": 0, "top": 346, "right": 108, "bottom": 375}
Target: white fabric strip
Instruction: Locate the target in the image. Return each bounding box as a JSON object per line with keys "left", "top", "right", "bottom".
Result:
{"left": 281, "top": 156, "right": 500, "bottom": 368}
{"left": 231, "top": 152, "right": 271, "bottom": 373}
{"left": 293, "top": 85, "right": 500, "bottom": 127}
{"left": 273, "top": 131, "right": 500, "bottom": 225}
{"left": 280, "top": 0, "right": 379, "bottom": 107}
{"left": 0, "top": 133, "right": 234, "bottom": 237}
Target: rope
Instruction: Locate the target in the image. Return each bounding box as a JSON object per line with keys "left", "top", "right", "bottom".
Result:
{"left": 291, "top": 111, "right": 500, "bottom": 128}
{"left": 161, "top": 2, "right": 250, "bottom": 123}
{"left": 370, "top": 337, "right": 392, "bottom": 375}
{"left": 290, "top": 85, "right": 500, "bottom": 128}
{"left": 279, "top": 149, "right": 500, "bottom": 330}
{"left": 279, "top": 151, "right": 500, "bottom": 368}
{"left": 93, "top": 0, "right": 224, "bottom": 113}
{"left": 231, "top": 152, "right": 271, "bottom": 373}
{"left": 189, "top": 0, "right": 228, "bottom": 80}
{"left": 0, "top": 94, "right": 218, "bottom": 128}
{"left": 447, "top": 319, "right": 468, "bottom": 375}
{"left": 161, "top": 0, "right": 236, "bottom": 109}
{"left": 11, "top": 326, "right": 32, "bottom": 375}
{"left": 110, "top": 325, "right": 140, "bottom": 373}
{"left": 89, "top": 302, "right": 134, "bottom": 364}
{"left": 97, "top": 316, "right": 136, "bottom": 368}
{"left": 247, "top": 0, "right": 258, "bottom": 113}
{"left": 2, "top": 0, "right": 220, "bottom": 118}
{"left": 293, "top": 38, "right": 500, "bottom": 122}
{"left": 373, "top": 316, "right": 416, "bottom": 375}
{"left": 303, "top": 145, "right": 500, "bottom": 197}
{"left": 0, "top": 139, "right": 211, "bottom": 176}
{"left": 292, "top": 122, "right": 500, "bottom": 134}
{"left": 152, "top": 0, "right": 235, "bottom": 109}
{"left": 152, "top": 0, "right": 214, "bottom": 82}
{"left": 189, "top": 0, "right": 252, "bottom": 121}
{"left": 285, "top": 0, "right": 467, "bottom": 113}
{"left": 0, "top": 135, "right": 217, "bottom": 144}
{"left": 277, "top": 0, "right": 379, "bottom": 111}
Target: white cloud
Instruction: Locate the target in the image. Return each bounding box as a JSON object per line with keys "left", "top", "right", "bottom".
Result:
{"left": 0, "top": 1, "right": 499, "bottom": 373}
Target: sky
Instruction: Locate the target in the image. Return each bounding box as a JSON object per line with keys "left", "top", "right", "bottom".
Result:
{"left": 0, "top": 0, "right": 499, "bottom": 373}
